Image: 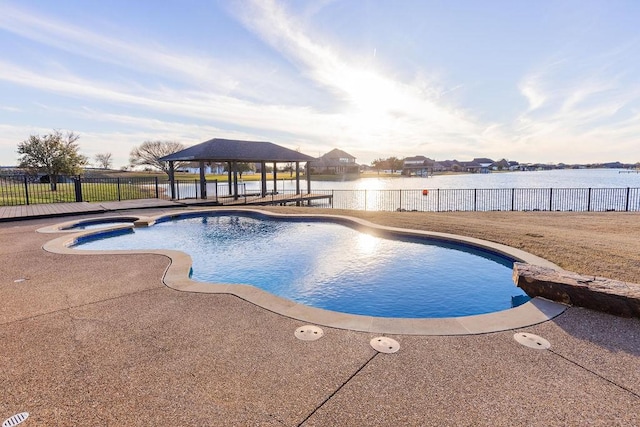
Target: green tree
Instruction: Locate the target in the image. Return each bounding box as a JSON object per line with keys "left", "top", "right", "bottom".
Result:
{"left": 282, "top": 162, "right": 294, "bottom": 177}
{"left": 224, "top": 162, "right": 254, "bottom": 178}
{"left": 371, "top": 157, "right": 403, "bottom": 174}
{"left": 387, "top": 156, "right": 403, "bottom": 173}
{"left": 129, "top": 140, "right": 186, "bottom": 175}
{"left": 371, "top": 158, "right": 386, "bottom": 175}
{"left": 17, "top": 130, "right": 88, "bottom": 191}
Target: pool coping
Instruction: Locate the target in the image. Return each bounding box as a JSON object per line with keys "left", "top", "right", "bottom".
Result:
{"left": 40, "top": 207, "right": 567, "bottom": 335}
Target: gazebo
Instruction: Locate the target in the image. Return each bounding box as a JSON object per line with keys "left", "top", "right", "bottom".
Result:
{"left": 159, "top": 138, "right": 316, "bottom": 201}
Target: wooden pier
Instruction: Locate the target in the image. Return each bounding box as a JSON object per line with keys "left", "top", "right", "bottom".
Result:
{"left": 217, "top": 192, "right": 332, "bottom": 207}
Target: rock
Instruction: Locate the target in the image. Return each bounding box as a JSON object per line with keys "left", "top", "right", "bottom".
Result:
{"left": 513, "top": 262, "right": 640, "bottom": 318}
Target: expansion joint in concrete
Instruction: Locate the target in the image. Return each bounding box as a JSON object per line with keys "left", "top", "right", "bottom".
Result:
{"left": 549, "top": 349, "right": 640, "bottom": 400}
{"left": 0, "top": 286, "right": 161, "bottom": 327}
{"left": 297, "top": 351, "right": 379, "bottom": 426}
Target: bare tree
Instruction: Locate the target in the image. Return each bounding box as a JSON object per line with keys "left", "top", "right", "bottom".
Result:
{"left": 94, "top": 152, "right": 113, "bottom": 169}
{"left": 17, "top": 130, "right": 88, "bottom": 190}
{"left": 129, "top": 140, "right": 186, "bottom": 174}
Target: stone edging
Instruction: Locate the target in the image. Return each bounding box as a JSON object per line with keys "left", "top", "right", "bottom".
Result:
{"left": 514, "top": 263, "right": 640, "bottom": 318}
{"left": 41, "top": 207, "right": 567, "bottom": 335}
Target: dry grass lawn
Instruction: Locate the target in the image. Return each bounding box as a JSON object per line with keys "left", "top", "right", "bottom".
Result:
{"left": 261, "top": 207, "right": 640, "bottom": 284}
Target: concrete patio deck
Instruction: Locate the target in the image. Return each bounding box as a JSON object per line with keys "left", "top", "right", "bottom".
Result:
{"left": 1, "top": 202, "right": 639, "bottom": 426}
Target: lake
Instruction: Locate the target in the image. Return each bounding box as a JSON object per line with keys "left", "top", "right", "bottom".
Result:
{"left": 239, "top": 168, "right": 640, "bottom": 192}
{"left": 170, "top": 168, "right": 639, "bottom": 212}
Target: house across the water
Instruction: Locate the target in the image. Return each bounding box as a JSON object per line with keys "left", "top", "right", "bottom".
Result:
{"left": 402, "top": 156, "right": 442, "bottom": 176}
{"left": 176, "top": 162, "right": 226, "bottom": 174}
{"left": 310, "top": 149, "right": 360, "bottom": 176}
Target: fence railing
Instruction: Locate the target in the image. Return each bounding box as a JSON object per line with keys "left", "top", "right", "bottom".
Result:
{"left": 306, "top": 188, "right": 640, "bottom": 212}
{"left": 1, "top": 174, "right": 638, "bottom": 212}
{"left": 0, "top": 175, "right": 165, "bottom": 205}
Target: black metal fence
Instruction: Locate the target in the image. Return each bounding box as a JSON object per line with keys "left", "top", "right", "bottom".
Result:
{"left": 1, "top": 174, "right": 639, "bottom": 212}
{"left": 0, "top": 175, "right": 165, "bottom": 205}
{"left": 308, "top": 187, "right": 640, "bottom": 212}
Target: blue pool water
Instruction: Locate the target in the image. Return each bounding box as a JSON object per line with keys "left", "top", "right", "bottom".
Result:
{"left": 63, "top": 217, "right": 138, "bottom": 230}
{"left": 66, "top": 221, "right": 134, "bottom": 230}
{"left": 75, "top": 213, "right": 529, "bottom": 318}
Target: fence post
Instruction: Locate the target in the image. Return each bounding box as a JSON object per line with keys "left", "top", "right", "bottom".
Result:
{"left": 587, "top": 188, "right": 592, "bottom": 212}
{"left": 155, "top": 177, "right": 159, "bottom": 199}
{"left": 473, "top": 189, "right": 477, "bottom": 211}
{"left": 625, "top": 187, "right": 630, "bottom": 212}
{"left": 399, "top": 189, "right": 402, "bottom": 211}
{"left": 549, "top": 188, "right": 553, "bottom": 211}
{"left": 117, "top": 178, "right": 121, "bottom": 201}
{"left": 511, "top": 188, "right": 515, "bottom": 211}
{"left": 23, "top": 175, "right": 30, "bottom": 205}
{"left": 437, "top": 188, "right": 440, "bottom": 212}
{"left": 74, "top": 176, "right": 83, "bottom": 202}
{"left": 364, "top": 189, "right": 367, "bottom": 211}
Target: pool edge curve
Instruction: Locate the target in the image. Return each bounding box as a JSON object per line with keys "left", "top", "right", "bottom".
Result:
{"left": 41, "top": 207, "right": 567, "bottom": 336}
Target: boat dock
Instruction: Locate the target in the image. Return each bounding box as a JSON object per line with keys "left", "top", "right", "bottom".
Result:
{"left": 216, "top": 192, "right": 332, "bottom": 207}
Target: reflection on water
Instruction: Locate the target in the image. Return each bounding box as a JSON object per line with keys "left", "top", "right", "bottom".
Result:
{"left": 233, "top": 168, "right": 639, "bottom": 191}
{"left": 163, "top": 169, "right": 639, "bottom": 212}
{"left": 355, "top": 232, "right": 379, "bottom": 255}
{"left": 204, "top": 169, "right": 638, "bottom": 212}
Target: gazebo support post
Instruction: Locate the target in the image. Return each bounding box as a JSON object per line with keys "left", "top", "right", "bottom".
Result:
{"left": 199, "top": 161, "right": 207, "bottom": 199}
{"left": 306, "top": 162, "right": 312, "bottom": 205}
{"left": 260, "top": 161, "right": 267, "bottom": 197}
{"left": 272, "top": 162, "right": 277, "bottom": 193}
{"left": 227, "top": 162, "right": 232, "bottom": 195}
{"left": 168, "top": 161, "right": 176, "bottom": 200}
{"left": 295, "top": 162, "right": 300, "bottom": 206}
{"left": 232, "top": 161, "right": 239, "bottom": 200}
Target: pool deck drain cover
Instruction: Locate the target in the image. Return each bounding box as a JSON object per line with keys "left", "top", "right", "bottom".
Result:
{"left": 514, "top": 332, "right": 551, "bottom": 350}
{"left": 295, "top": 325, "right": 324, "bottom": 341}
{"left": 3, "top": 412, "right": 29, "bottom": 427}
{"left": 370, "top": 337, "right": 400, "bottom": 353}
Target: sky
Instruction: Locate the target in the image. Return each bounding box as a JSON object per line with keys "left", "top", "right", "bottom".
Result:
{"left": 1, "top": 0, "right": 639, "bottom": 168}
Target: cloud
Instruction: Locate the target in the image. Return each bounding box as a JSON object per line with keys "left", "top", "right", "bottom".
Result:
{"left": 0, "top": 105, "right": 22, "bottom": 112}
{"left": 519, "top": 77, "right": 546, "bottom": 111}
{"left": 230, "top": 1, "right": 488, "bottom": 153}
{"left": 1, "top": 2, "right": 638, "bottom": 167}
{"left": 0, "top": 1, "right": 526, "bottom": 165}
{"left": 506, "top": 41, "right": 640, "bottom": 162}
{"left": 0, "top": 4, "right": 243, "bottom": 93}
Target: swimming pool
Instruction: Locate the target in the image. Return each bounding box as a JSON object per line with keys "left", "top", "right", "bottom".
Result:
{"left": 63, "top": 219, "right": 136, "bottom": 230}
{"left": 74, "top": 212, "right": 529, "bottom": 318}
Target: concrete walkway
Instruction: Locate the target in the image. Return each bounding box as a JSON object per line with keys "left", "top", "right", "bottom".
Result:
{"left": 1, "top": 203, "right": 639, "bottom": 426}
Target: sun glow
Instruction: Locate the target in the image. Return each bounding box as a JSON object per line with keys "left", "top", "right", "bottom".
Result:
{"left": 354, "top": 178, "right": 387, "bottom": 191}
{"left": 341, "top": 69, "right": 407, "bottom": 134}
{"left": 356, "top": 232, "right": 379, "bottom": 256}
{"left": 345, "top": 70, "right": 399, "bottom": 112}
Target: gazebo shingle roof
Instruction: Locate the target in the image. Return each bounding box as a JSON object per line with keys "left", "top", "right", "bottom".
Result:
{"left": 159, "top": 138, "right": 315, "bottom": 163}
